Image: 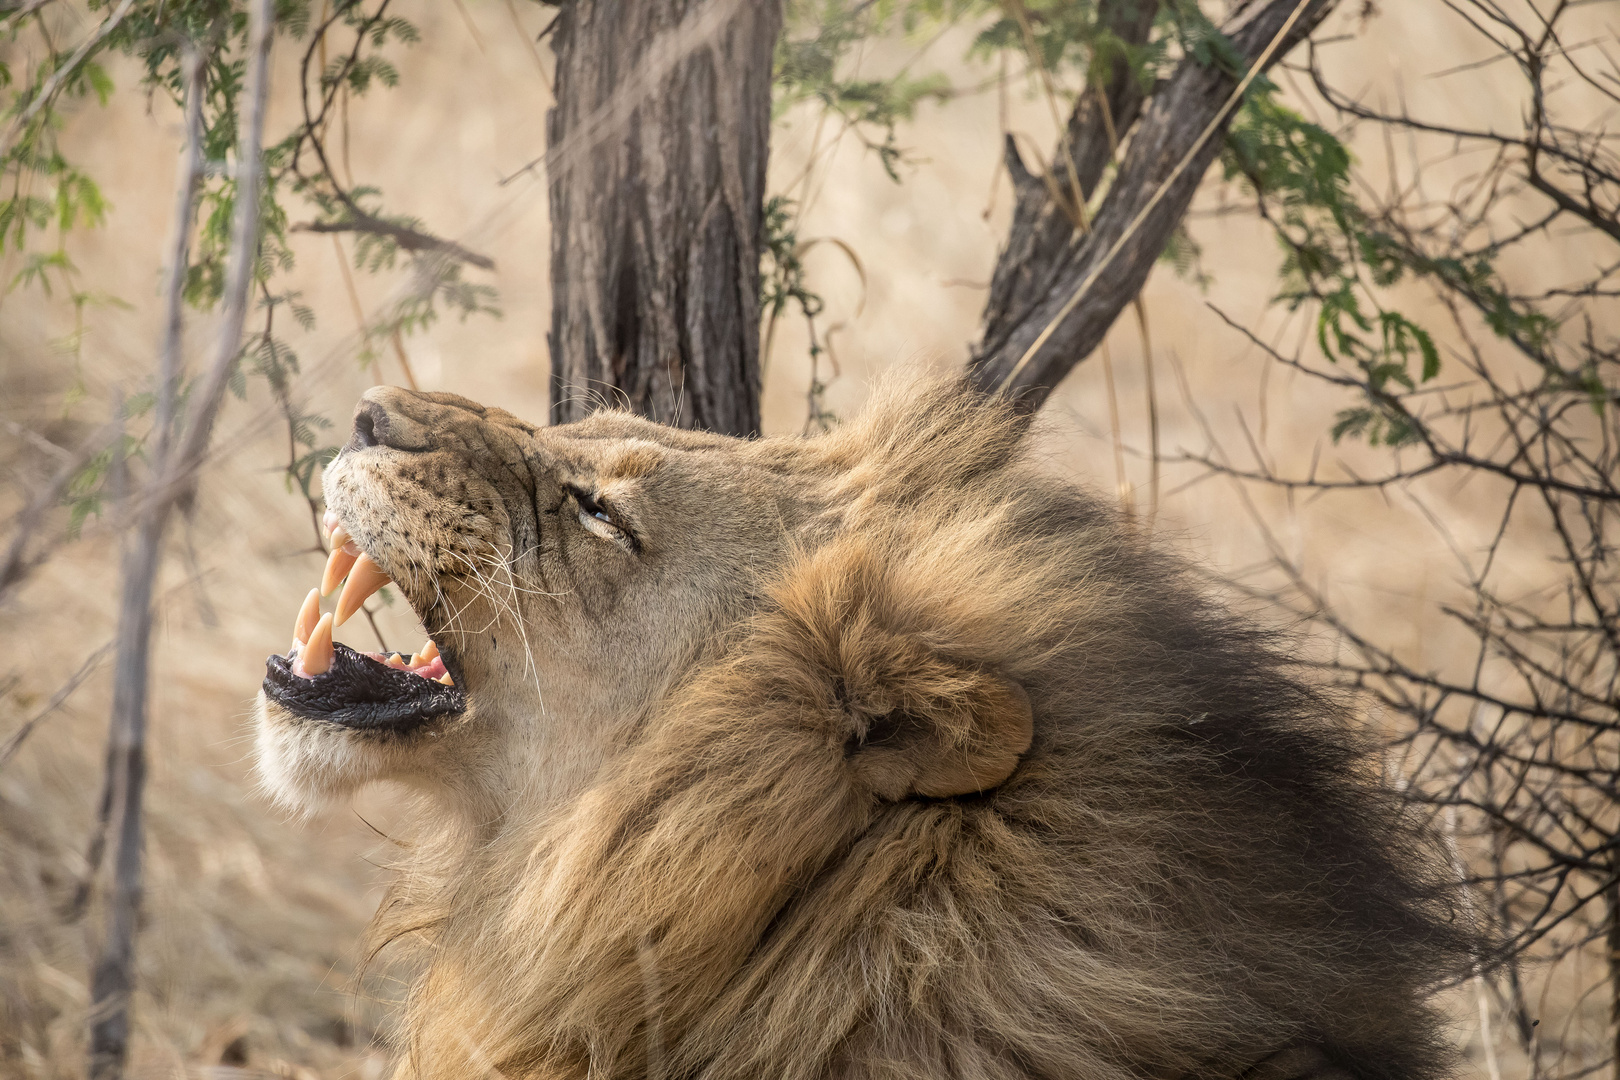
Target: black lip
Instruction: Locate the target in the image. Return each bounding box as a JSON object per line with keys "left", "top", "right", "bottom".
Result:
{"left": 263, "top": 642, "right": 466, "bottom": 733}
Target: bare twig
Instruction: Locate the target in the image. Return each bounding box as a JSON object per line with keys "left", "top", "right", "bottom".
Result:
{"left": 1169, "top": 12, "right": 1620, "bottom": 1073}
{"left": 0, "top": 0, "right": 137, "bottom": 161}
{"left": 293, "top": 216, "right": 495, "bottom": 270}
{"left": 0, "top": 640, "right": 113, "bottom": 772}
{"left": 0, "top": 422, "right": 118, "bottom": 606}
{"left": 0, "top": 0, "right": 61, "bottom": 37}
{"left": 84, "top": 9, "right": 271, "bottom": 1073}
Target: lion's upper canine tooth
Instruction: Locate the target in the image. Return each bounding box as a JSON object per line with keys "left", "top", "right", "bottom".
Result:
{"left": 293, "top": 588, "right": 322, "bottom": 646}
{"left": 418, "top": 639, "right": 439, "bottom": 663}
{"left": 321, "top": 532, "right": 359, "bottom": 597}
{"left": 302, "top": 612, "right": 335, "bottom": 676}
{"left": 335, "top": 554, "right": 391, "bottom": 626}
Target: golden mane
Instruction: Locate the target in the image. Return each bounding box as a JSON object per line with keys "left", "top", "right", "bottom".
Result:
{"left": 342, "top": 379, "right": 1465, "bottom": 1080}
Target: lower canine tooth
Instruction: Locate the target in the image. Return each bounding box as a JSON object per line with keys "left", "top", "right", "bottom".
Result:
{"left": 334, "top": 554, "right": 391, "bottom": 626}
{"left": 302, "top": 613, "right": 335, "bottom": 676}
{"left": 418, "top": 639, "right": 439, "bottom": 663}
{"left": 293, "top": 588, "right": 321, "bottom": 645}
{"left": 436, "top": 673, "right": 454, "bottom": 686}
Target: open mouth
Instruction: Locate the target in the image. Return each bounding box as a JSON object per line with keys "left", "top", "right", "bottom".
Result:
{"left": 262, "top": 512, "right": 467, "bottom": 732}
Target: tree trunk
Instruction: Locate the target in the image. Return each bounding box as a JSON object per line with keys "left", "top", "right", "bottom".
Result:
{"left": 970, "top": 0, "right": 1339, "bottom": 411}
{"left": 546, "top": 0, "right": 782, "bottom": 437}
{"left": 86, "top": 514, "right": 162, "bottom": 1080}
{"left": 85, "top": 4, "right": 271, "bottom": 1071}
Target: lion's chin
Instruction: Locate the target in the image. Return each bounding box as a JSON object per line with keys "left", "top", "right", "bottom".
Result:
{"left": 254, "top": 683, "right": 470, "bottom": 815}
{"left": 254, "top": 632, "right": 469, "bottom": 814}
{"left": 253, "top": 692, "right": 390, "bottom": 813}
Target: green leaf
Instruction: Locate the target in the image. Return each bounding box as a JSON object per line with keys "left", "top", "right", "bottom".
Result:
{"left": 83, "top": 62, "right": 115, "bottom": 106}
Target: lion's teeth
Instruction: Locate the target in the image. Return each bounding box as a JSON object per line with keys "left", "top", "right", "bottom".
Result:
{"left": 321, "top": 537, "right": 358, "bottom": 597}
{"left": 334, "top": 554, "right": 391, "bottom": 626}
{"left": 436, "top": 672, "right": 453, "bottom": 686}
{"left": 293, "top": 588, "right": 322, "bottom": 645}
{"left": 303, "top": 612, "right": 335, "bottom": 676}
{"left": 418, "top": 639, "right": 439, "bottom": 663}
{"left": 385, "top": 653, "right": 408, "bottom": 668}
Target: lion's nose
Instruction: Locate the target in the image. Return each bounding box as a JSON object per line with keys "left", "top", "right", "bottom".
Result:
{"left": 348, "top": 388, "right": 434, "bottom": 453}
{"left": 351, "top": 400, "right": 384, "bottom": 448}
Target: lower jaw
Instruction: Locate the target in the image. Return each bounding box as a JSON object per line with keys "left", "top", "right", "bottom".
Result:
{"left": 262, "top": 642, "right": 467, "bottom": 733}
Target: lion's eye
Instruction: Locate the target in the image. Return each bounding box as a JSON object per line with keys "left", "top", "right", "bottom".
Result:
{"left": 571, "top": 488, "right": 629, "bottom": 545}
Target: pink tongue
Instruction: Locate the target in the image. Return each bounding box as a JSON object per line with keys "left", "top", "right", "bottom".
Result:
{"left": 365, "top": 652, "right": 447, "bottom": 680}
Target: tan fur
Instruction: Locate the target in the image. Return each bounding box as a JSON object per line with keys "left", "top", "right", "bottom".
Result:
{"left": 256, "top": 376, "right": 1464, "bottom": 1080}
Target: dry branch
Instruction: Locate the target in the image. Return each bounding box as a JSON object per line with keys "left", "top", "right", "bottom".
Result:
{"left": 979, "top": 0, "right": 1157, "bottom": 356}
{"left": 0, "top": 641, "right": 113, "bottom": 773}
{"left": 293, "top": 216, "right": 496, "bottom": 270}
{"left": 0, "top": 422, "right": 118, "bottom": 606}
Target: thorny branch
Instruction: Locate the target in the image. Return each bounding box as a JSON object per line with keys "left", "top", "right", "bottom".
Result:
{"left": 1192, "top": 4, "right": 1619, "bottom": 1073}
{"left": 0, "top": 422, "right": 119, "bottom": 606}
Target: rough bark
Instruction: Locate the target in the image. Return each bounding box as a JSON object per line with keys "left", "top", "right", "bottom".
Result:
{"left": 546, "top": 0, "right": 782, "bottom": 436}
{"left": 970, "top": 0, "right": 1340, "bottom": 411}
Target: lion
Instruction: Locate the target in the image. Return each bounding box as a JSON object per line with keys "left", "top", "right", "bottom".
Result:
{"left": 255, "top": 375, "right": 1466, "bottom": 1080}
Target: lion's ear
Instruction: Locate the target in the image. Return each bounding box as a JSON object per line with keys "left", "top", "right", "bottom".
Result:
{"left": 844, "top": 661, "right": 1033, "bottom": 801}
{"left": 769, "top": 538, "right": 1034, "bottom": 800}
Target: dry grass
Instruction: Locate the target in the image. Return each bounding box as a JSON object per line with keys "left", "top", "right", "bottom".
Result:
{"left": 0, "top": 0, "right": 1612, "bottom": 1076}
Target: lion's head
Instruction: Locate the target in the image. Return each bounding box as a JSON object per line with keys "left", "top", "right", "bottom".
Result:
{"left": 257, "top": 377, "right": 1464, "bottom": 1080}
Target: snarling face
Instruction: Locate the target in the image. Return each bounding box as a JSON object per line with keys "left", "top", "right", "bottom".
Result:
{"left": 255, "top": 387, "right": 806, "bottom": 817}
{"left": 253, "top": 383, "right": 1460, "bottom": 1080}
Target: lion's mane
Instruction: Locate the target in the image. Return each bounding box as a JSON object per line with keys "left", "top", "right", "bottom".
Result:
{"left": 369, "top": 380, "right": 1465, "bottom": 1080}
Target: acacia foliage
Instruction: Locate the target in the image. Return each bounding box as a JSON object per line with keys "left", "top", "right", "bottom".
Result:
{"left": 9, "top": 1, "right": 1546, "bottom": 458}
{"left": 1, "top": 0, "right": 493, "bottom": 535}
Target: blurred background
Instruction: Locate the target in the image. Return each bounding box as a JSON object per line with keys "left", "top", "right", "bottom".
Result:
{"left": 2, "top": 1, "right": 1616, "bottom": 1077}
